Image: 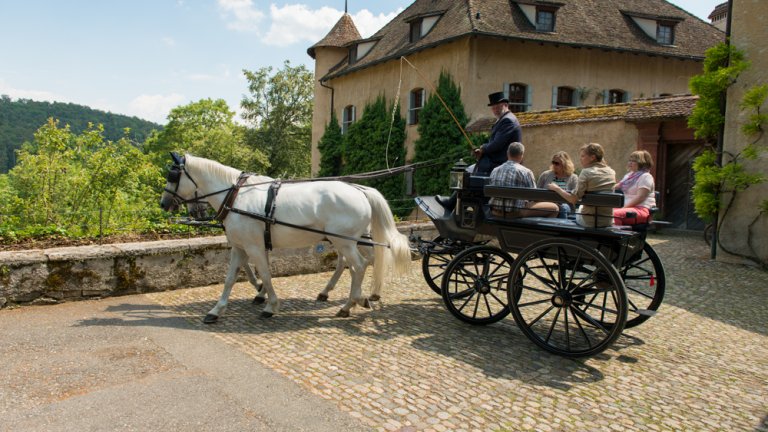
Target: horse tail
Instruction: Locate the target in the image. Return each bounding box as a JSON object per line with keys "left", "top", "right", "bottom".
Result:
{"left": 360, "top": 186, "right": 411, "bottom": 298}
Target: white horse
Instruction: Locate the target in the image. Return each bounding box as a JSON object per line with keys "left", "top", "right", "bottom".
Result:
{"left": 160, "top": 153, "right": 411, "bottom": 321}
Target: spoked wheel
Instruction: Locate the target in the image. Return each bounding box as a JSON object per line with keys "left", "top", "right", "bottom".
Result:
{"left": 421, "top": 237, "right": 479, "bottom": 295}
{"left": 440, "top": 245, "right": 514, "bottom": 325}
{"left": 508, "top": 239, "right": 627, "bottom": 357}
{"left": 619, "top": 242, "right": 665, "bottom": 328}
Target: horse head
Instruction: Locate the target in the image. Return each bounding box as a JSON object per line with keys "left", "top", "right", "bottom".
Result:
{"left": 160, "top": 152, "right": 200, "bottom": 212}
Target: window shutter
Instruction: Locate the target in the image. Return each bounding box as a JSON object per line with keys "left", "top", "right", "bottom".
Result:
{"left": 625, "top": 91, "right": 632, "bottom": 103}
{"left": 551, "top": 86, "right": 558, "bottom": 109}
{"left": 574, "top": 88, "right": 582, "bottom": 106}
{"left": 603, "top": 90, "right": 610, "bottom": 105}
{"left": 503, "top": 82, "right": 510, "bottom": 100}
{"left": 526, "top": 85, "right": 533, "bottom": 111}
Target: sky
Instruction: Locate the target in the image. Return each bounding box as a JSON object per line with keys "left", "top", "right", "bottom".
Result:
{"left": 0, "top": 0, "right": 724, "bottom": 125}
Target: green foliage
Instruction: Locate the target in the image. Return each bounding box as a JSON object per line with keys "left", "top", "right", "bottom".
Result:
{"left": 688, "top": 43, "right": 749, "bottom": 139}
{"left": 0, "top": 95, "right": 160, "bottom": 173}
{"left": 342, "top": 95, "right": 412, "bottom": 217}
{"left": 317, "top": 111, "right": 343, "bottom": 177}
{"left": 0, "top": 119, "right": 162, "bottom": 238}
{"left": 143, "top": 98, "right": 269, "bottom": 172}
{"left": 413, "top": 70, "right": 470, "bottom": 195}
{"left": 688, "top": 43, "right": 767, "bottom": 222}
{"left": 241, "top": 61, "right": 314, "bottom": 178}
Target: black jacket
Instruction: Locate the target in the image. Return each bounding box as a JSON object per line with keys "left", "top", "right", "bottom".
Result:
{"left": 474, "top": 112, "right": 522, "bottom": 175}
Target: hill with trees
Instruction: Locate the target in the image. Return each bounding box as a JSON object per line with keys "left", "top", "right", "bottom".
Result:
{"left": 0, "top": 95, "right": 161, "bottom": 172}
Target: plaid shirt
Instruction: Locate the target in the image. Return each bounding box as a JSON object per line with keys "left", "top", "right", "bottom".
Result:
{"left": 488, "top": 160, "right": 536, "bottom": 212}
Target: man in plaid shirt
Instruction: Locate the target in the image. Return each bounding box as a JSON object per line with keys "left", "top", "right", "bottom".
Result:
{"left": 489, "top": 142, "right": 559, "bottom": 218}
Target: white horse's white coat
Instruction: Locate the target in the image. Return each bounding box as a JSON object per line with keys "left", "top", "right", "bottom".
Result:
{"left": 160, "top": 155, "right": 411, "bottom": 319}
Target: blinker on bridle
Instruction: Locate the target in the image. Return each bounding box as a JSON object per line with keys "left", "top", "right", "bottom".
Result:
{"left": 163, "top": 156, "right": 201, "bottom": 206}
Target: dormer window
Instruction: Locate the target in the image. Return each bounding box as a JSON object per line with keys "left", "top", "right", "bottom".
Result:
{"left": 348, "top": 39, "right": 378, "bottom": 65}
{"left": 536, "top": 8, "right": 556, "bottom": 32}
{"left": 515, "top": 2, "right": 562, "bottom": 33}
{"left": 406, "top": 12, "right": 443, "bottom": 43}
{"left": 656, "top": 23, "right": 674, "bottom": 45}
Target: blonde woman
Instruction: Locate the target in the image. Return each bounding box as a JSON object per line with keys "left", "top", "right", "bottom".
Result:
{"left": 613, "top": 150, "right": 656, "bottom": 225}
{"left": 548, "top": 143, "right": 616, "bottom": 227}
{"left": 537, "top": 151, "right": 578, "bottom": 218}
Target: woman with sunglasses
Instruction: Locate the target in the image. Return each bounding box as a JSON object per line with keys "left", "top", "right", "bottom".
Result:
{"left": 613, "top": 150, "right": 656, "bottom": 225}
{"left": 537, "top": 151, "right": 578, "bottom": 218}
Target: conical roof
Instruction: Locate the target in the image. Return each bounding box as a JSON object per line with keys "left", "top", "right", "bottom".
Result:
{"left": 307, "top": 13, "right": 362, "bottom": 59}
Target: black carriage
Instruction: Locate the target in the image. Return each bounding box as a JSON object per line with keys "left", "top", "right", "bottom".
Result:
{"left": 414, "top": 160, "right": 665, "bottom": 357}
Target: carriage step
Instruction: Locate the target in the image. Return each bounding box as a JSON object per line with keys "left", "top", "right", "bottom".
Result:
{"left": 633, "top": 309, "right": 657, "bottom": 317}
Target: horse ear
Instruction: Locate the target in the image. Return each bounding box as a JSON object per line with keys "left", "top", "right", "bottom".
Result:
{"left": 170, "top": 152, "right": 182, "bottom": 165}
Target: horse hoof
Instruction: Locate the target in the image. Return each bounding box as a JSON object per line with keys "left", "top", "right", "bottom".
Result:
{"left": 252, "top": 296, "right": 266, "bottom": 305}
{"left": 316, "top": 293, "right": 329, "bottom": 302}
{"left": 203, "top": 314, "right": 219, "bottom": 324}
{"left": 260, "top": 311, "right": 274, "bottom": 319}
{"left": 335, "top": 309, "right": 350, "bottom": 318}
{"left": 361, "top": 298, "right": 371, "bottom": 309}
{"left": 369, "top": 294, "right": 381, "bottom": 302}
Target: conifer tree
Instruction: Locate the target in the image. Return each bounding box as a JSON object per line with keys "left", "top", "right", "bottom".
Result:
{"left": 317, "top": 111, "right": 343, "bottom": 177}
{"left": 413, "top": 71, "right": 470, "bottom": 195}
{"left": 342, "top": 95, "right": 411, "bottom": 217}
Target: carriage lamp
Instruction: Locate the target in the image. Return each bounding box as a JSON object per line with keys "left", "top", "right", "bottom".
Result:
{"left": 449, "top": 159, "right": 469, "bottom": 190}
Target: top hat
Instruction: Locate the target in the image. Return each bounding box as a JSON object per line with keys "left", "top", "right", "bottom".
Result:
{"left": 487, "top": 91, "right": 509, "bottom": 106}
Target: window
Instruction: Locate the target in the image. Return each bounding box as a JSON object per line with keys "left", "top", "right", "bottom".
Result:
{"left": 656, "top": 23, "right": 674, "bottom": 45}
{"left": 342, "top": 105, "right": 356, "bottom": 134}
{"left": 536, "top": 9, "right": 555, "bottom": 32}
{"left": 554, "top": 86, "right": 575, "bottom": 108}
{"left": 410, "top": 20, "right": 422, "bottom": 43}
{"left": 507, "top": 83, "right": 530, "bottom": 113}
{"left": 348, "top": 45, "right": 358, "bottom": 65}
{"left": 409, "top": 88, "right": 425, "bottom": 125}
{"left": 608, "top": 89, "right": 625, "bottom": 104}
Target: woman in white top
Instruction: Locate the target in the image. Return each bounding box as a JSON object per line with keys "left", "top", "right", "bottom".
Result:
{"left": 613, "top": 150, "right": 656, "bottom": 225}
{"left": 537, "top": 151, "right": 578, "bottom": 218}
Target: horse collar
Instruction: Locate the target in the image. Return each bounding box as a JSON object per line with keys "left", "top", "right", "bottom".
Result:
{"left": 214, "top": 172, "right": 251, "bottom": 222}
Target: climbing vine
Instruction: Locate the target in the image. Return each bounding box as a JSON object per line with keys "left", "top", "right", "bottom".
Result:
{"left": 688, "top": 42, "right": 767, "bottom": 265}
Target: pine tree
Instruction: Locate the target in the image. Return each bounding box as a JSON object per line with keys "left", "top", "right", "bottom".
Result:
{"left": 413, "top": 70, "right": 470, "bottom": 195}
{"left": 317, "top": 111, "right": 343, "bottom": 177}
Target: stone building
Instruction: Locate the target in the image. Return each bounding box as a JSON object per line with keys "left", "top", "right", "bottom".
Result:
{"left": 308, "top": 0, "right": 724, "bottom": 174}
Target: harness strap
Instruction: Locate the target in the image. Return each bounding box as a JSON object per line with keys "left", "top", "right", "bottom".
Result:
{"left": 215, "top": 172, "right": 250, "bottom": 223}
{"left": 263, "top": 180, "right": 282, "bottom": 251}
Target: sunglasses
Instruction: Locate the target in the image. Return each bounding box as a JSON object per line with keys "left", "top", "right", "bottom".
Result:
{"left": 551, "top": 161, "right": 561, "bottom": 166}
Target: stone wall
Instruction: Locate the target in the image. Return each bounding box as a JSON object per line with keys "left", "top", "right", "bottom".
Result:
{"left": 0, "top": 223, "right": 437, "bottom": 308}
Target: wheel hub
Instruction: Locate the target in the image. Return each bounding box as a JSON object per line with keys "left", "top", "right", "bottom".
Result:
{"left": 473, "top": 277, "right": 491, "bottom": 294}
{"left": 551, "top": 289, "right": 572, "bottom": 308}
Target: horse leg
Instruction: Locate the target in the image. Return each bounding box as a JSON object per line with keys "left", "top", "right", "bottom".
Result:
{"left": 246, "top": 247, "right": 280, "bottom": 318}
{"left": 335, "top": 243, "right": 368, "bottom": 318}
{"left": 204, "top": 247, "right": 246, "bottom": 324}
{"left": 359, "top": 245, "right": 382, "bottom": 302}
{"left": 244, "top": 263, "right": 266, "bottom": 304}
{"left": 317, "top": 255, "right": 346, "bottom": 302}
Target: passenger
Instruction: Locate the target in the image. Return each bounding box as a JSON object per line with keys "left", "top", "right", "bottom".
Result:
{"left": 613, "top": 150, "right": 656, "bottom": 225}
{"left": 547, "top": 143, "right": 616, "bottom": 227}
{"left": 489, "top": 142, "right": 559, "bottom": 218}
{"left": 436, "top": 91, "right": 521, "bottom": 210}
{"left": 537, "top": 151, "right": 578, "bottom": 218}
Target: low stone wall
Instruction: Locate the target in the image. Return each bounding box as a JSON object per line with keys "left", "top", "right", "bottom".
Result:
{"left": 0, "top": 223, "right": 437, "bottom": 309}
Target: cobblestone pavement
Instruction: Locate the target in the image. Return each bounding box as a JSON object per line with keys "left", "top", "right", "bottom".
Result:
{"left": 148, "top": 232, "right": 768, "bottom": 432}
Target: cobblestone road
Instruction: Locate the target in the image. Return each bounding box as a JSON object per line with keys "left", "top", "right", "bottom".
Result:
{"left": 149, "top": 232, "right": 767, "bottom": 432}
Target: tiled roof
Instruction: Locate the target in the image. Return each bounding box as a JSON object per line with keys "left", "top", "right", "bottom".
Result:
{"left": 307, "top": 14, "right": 361, "bottom": 59}
{"left": 466, "top": 95, "right": 698, "bottom": 131}
{"left": 317, "top": 0, "right": 724, "bottom": 80}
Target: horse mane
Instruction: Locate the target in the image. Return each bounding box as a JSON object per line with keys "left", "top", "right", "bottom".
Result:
{"left": 185, "top": 154, "right": 241, "bottom": 183}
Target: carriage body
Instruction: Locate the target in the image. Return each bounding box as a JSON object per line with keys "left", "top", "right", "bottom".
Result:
{"left": 414, "top": 161, "right": 665, "bottom": 358}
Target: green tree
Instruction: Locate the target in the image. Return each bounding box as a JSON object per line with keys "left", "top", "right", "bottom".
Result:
{"left": 241, "top": 61, "right": 314, "bottom": 178}
{"left": 342, "top": 95, "right": 411, "bottom": 217}
{"left": 413, "top": 70, "right": 470, "bottom": 195}
{"left": 3, "top": 119, "right": 160, "bottom": 237}
{"left": 317, "top": 111, "right": 343, "bottom": 177}
{"left": 143, "top": 98, "right": 269, "bottom": 172}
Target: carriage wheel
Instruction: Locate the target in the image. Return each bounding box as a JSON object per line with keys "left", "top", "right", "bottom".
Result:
{"left": 440, "top": 245, "right": 514, "bottom": 325}
{"left": 508, "top": 238, "right": 627, "bottom": 357}
{"left": 421, "top": 236, "right": 458, "bottom": 295}
{"left": 619, "top": 242, "right": 665, "bottom": 328}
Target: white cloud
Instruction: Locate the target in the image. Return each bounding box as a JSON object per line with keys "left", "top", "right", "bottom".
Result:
{"left": 0, "top": 78, "right": 66, "bottom": 102}
{"left": 162, "top": 37, "right": 176, "bottom": 47}
{"left": 217, "top": 0, "right": 265, "bottom": 33}
{"left": 128, "top": 93, "right": 186, "bottom": 124}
